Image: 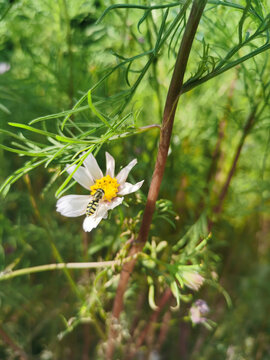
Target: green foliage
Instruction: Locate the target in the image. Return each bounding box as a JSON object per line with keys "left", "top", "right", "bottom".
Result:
{"left": 0, "top": 0, "right": 270, "bottom": 359}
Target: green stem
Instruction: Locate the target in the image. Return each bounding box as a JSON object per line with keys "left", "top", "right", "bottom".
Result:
{"left": 24, "top": 174, "right": 81, "bottom": 299}
{"left": 182, "top": 43, "right": 270, "bottom": 94}
{"left": 0, "top": 260, "right": 119, "bottom": 282}
{"left": 61, "top": 0, "right": 74, "bottom": 106}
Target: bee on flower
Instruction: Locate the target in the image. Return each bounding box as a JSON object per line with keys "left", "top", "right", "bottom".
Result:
{"left": 56, "top": 152, "right": 144, "bottom": 232}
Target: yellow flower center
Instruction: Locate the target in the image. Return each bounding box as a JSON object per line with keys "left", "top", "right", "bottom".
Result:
{"left": 90, "top": 175, "right": 120, "bottom": 202}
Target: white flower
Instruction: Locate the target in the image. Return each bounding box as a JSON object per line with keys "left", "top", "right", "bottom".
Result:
{"left": 56, "top": 152, "right": 144, "bottom": 232}
{"left": 190, "top": 299, "right": 209, "bottom": 324}
{"left": 182, "top": 270, "right": 204, "bottom": 291}
{"left": 0, "top": 62, "right": 10, "bottom": 75}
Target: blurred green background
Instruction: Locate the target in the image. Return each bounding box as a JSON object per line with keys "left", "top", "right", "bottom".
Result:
{"left": 1, "top": 0, "right": 270, "bottom": 359}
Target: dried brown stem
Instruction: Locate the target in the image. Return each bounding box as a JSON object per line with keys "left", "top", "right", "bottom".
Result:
{"left": 124, "top": 289, "right": 172, "bottom": 360}
{"left": 178, "top": 322, "right": 191, "bottom": 360}
{"left": 106, "top": 1, "right": 207, "bottom": 358}
{"left": 130, "top": 291, "right": 147, "bottom": 336}
{"left": 206, "top": 74, "right": 238, "bottom": 187}
{"left": 196, "top": 73, "right": 238, "bottom": 215}
{"left": 135, "top": 289, "right": 172, "bottom": 350}
{"left": 82, "top": 324, "right": 91, "bottom": 360}
{"left": 156, "top": 310, "right": 172, "bottom": 351}
{"left": 208, "top": 107, "right": 257, "bottom": 230}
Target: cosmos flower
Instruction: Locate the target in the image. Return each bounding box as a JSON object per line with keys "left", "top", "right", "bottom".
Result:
{"left": 182, "top": 270, "right": 204, "bottom": 291}
{"left": 56, "top": 152, "right": 144, "bottom": 232}
{"left": 189, "top": 299, "right": 210, "bottom": 324}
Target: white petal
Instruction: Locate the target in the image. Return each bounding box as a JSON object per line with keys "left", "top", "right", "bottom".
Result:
{"left": 82, "top": 204, "right": 108, "bottom": 232}
{"left": 83, "top": 216, "right": 102, "bottom": 232}
{"left": 118, "top": 180, "right": 144, "bottom": 196}
{"left": 66, "top": 165, "right": 94, "bottom": 190}
{"left": 83, "top": 153, "right": 103, "bottom": 180}
{"left": 96, "top": 203, "right": 109, "bottom": 217}
{"left": 56, "top": 195, "right": 90, "bottom": 217}
{"left": 82, "top": 198, "right": 123, "bottom": 232}
{"left": 105, "top": 152, "right": 115, "bottom": 178}
{"left": 105, "top": 197, "right": 124, "bottom": 211}
{"left": 116, "top": 159, "right": 137, "bottom": 185}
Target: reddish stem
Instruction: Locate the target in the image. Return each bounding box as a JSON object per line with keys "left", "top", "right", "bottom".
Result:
{"left": 206, "top": 74, "right": 238, "bottom": 187}
{"left": 106, "top": 1, "right": 207, "bottom": 358}
{"left": 0, "top": 326, "right": 28, "bottom": 360}
{"left": 135, "top": 289, "right": 172, "bottom": 350}
{"left": 209, "top": 107, "right": 257, "bottom": 231}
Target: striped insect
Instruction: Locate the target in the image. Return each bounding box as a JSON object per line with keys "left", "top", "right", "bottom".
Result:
{"left": 86, "top": 188, "right": 105, "bottom": 217}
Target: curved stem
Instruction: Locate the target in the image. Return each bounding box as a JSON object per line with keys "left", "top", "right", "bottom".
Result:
{"left": 208, "top": 106, "right": 258, "bottom": 230}
{"left": 106, "top": 1, "right": 207, "bottom": 358}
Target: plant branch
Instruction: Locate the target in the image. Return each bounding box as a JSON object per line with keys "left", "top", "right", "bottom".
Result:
{"left": 134, "top": 289, "right": 172, "bottom": 351}
{"left": 208, "top": 106, "right": 258, "bottom": 230}
{"left": 0, "top": 260, "right": 126, "bottom": 282}
{"left": 106, "top": 1, "right": 207, "bottom": 358}
{"left": 61, "top": 0, "right": 74, "bottom": 106}
{"left": 196, "top": 72, "right": 238, "bottom": 216}
{"left": 182, "top": 42, "right": 270, "bottom": 94}
{"left": 24, "top": 174, "right": 81, "bottom": 299}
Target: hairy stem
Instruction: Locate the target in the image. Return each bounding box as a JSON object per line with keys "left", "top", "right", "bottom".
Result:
{"left": 107, "top": 1, "right": 207, "bottom": 358}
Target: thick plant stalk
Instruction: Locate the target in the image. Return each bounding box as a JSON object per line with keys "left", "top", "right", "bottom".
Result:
{"left": 106, "top": 1, "right": 207, "bottom": 358}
